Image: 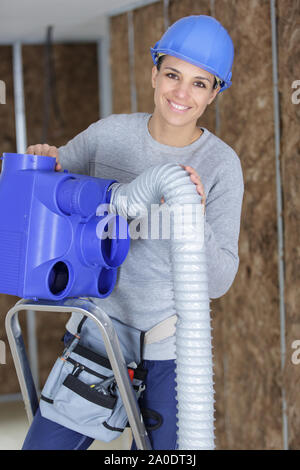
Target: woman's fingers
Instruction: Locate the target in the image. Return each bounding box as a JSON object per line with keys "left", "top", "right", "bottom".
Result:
{"left": 26, "top": 144, "right": 61, "bottom": 171}
{"left": 181, "top": 165, "right": 206, "bottom": 205}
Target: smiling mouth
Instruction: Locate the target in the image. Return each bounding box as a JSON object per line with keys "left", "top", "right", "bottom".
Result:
{"left": 167, "top": 99, "right": 191, "bottom": 112}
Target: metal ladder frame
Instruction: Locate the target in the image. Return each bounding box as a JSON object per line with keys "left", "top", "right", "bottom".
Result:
{"left": 5, "top": 297, "right": 151, "bottom": 450}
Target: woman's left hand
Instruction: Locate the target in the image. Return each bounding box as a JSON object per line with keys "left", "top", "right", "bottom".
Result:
{"left": 160, "top": 165, "right": 206, "bottom": 209}
{"left": 181, "top": 165, "right": 206, "bottom": 208}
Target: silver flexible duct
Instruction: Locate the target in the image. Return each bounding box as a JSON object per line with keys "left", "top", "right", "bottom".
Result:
{"left": 109, "top": 163, "right": 214, "bottom": 450}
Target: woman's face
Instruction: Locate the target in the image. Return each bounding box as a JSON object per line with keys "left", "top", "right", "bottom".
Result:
{"left": 151, "top": 55, "right": 220, "bottom": 128}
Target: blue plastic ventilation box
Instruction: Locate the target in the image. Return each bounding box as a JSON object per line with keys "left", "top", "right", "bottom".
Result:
{"left": 0, "top": 153, "right": 130, "bottom": 300}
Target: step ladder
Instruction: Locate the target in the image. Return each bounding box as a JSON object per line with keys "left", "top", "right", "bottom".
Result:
{"left": 5, "top": 297, "right": 151, "bottom": 450}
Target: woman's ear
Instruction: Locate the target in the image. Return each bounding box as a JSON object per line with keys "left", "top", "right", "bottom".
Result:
{"left": 151, "top": 66, "right": 158, "bottom": 89}
{"left": 208, "top": 86, "right": 221, "bottom": 105}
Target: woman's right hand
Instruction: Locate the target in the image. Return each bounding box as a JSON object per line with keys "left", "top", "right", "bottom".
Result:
{"left": 26, "top": 144, "right": 61, "bottom": 171}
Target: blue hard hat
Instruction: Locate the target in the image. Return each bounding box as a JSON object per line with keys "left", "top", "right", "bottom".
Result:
{"left": 150, "top": 15, "right": 234, "bottom": 92}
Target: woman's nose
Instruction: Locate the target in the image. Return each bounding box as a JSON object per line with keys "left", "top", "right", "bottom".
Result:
{"left": 174, "top": 82, "right": 190, "bottom": 100}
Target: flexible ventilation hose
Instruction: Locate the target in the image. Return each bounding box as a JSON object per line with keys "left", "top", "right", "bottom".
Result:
{"left": 109, "top": 163, "right": 215, "bottom": 450}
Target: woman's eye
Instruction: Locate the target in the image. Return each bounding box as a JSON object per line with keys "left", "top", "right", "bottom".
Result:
{"left": 194, "top": 81, "right": 206, "bottom": 88}
{"left": 166, "top": 73, "right": 178, "bottom": 80}
{"left": 165, "top": 74, "right": 206, "bottom": 88}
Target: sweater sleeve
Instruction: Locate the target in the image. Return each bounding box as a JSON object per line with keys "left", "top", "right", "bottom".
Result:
{"left": 204, "top": 157, "right": 244, "bottom": 299}
{"left": 58, "top": 121, "right": 99, "bottom": 175}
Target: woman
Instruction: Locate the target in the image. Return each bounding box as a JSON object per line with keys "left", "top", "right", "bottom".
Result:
{"left": 22, "top": 15, "right": 244, "bottom": 450}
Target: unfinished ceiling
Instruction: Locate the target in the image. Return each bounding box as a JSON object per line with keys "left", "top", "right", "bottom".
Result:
{"left": 0, "top": 0, "right": 158, "bottom": 43}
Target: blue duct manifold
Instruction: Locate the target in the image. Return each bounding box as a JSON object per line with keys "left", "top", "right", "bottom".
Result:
{"left": 0, "top": 153, "right": 130, "bottom": 300}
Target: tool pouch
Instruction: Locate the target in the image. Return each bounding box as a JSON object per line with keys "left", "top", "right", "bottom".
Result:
{"left": 39, "top": 315, "right": 147, "bottom": 442}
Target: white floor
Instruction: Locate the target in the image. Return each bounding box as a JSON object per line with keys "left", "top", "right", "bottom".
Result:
{"left": 0, "top": 400, "right": 133, "bottom": 450}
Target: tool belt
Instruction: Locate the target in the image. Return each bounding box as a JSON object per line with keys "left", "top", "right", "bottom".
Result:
{"left": 39, "top": 314, "right": 176, "bottom": 442}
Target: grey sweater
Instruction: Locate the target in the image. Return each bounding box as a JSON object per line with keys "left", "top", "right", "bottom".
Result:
{"left": 59, "top": 113, "right": 244, "bottom": 360}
